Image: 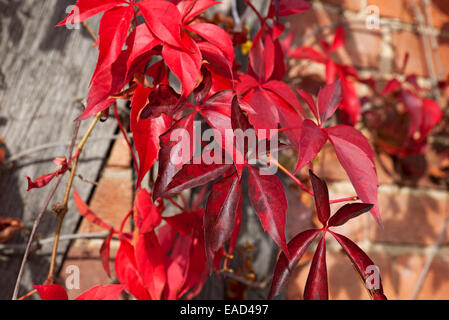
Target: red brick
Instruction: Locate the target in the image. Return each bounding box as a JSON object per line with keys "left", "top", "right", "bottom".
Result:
{"left": 370, "top": 186, "right": 449, "bottom": 245}
{"left": 319, "top": 0, "right": 363, "bottom": 12}
{"left": 367, "top": 0, "right": 416, "bottom": 23}
{"left": 430, "top": 0, "right": 449, "bottom": 31}
{"left": 57, "top": 244, "right": 119, "bottom": 299}
{"left": 286, "top": 248, "right": 449, "bottom": 300}
{"left": 392, "top": 30, "right": 428, "bottom": 76}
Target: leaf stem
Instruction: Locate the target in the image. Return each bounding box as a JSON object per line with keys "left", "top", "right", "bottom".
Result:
{"left": 46, "top": 112, "right": 101, "bottom": 283}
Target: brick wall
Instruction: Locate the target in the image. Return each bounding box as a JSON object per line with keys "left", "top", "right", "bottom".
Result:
{"left": 285, "top": 0, "right": 449, "bottom": 300}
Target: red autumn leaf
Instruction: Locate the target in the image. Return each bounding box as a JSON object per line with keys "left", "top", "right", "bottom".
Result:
{"left": 33, "top": 284, "right": 68, "bottom": 300}
{"left": 91, "top": 6, "right": 134, "bottom": 81}
{"left": 325, "top": 125, "right": 381, "bottom": 225}
{"left": 247, "top": 165, "right": 288, "bottom": 256}
{"left": 100, "top": 229, "right": 114, "bottom": 277}
{"left": 249, "top": 30, "right": 275, "bottom": 82}
{"left": 130, "top": 84, "right": 172, "bottom": 188}
{"left": 328, "top": 203, "right": 374, "bottom": 227}
{"left": 317, "top": 79, "right": 342, "bottom": 124}
{"left": 177, "top": 0, "right": 218, "bottom": 23}
{"left": 339, "top": 75, "right": 361, "bottom": 126}
{"left": 135, "top": 231, "right": 167, "bottom": 300}
{"left": 137, "top": 1, "right": 184, "bottom": 49}
{"left": 289, "top": 46, "right": 327, "bottom": 63}
{"left": 303, "top": 235, "right": 328, "bottom": 300}
{"left": 330, "top": 26, "right": 345, "bottom": 52}
{"left": 134, "top": 189, "right": 162, "bottom": 233}
{"left": 115, "top": 239, "right": 152, "bottom": 300}
{"left": 75, "top": 284, "right": 125, "bottom": 300}
{"left": 74, "top": 189, "right": 116, "bottom": 231}
{"left": 162, "top": 162, "right": 233, "bottom": 197}
{"left": 153, "top": 113, "right": 196, "bottom": 200}
{"left": 269, "top": 0, "right": 311, "bottom": 17}
{"left": 56, "top": 0, "right": 125, "bottom": 26}
{"left": 381, "top": 78, "right": 402, "bottom": 96}
{"left": 330, "top": 231, "right": 387, "bottom": 298}
{"left": 420, "top": 99, "right": 442, "bottom": 140}
{"left": 162, "top": 32, "right": 202, "bottom": 97}
{"left": 204, "top": 172, "right": 242, "bottom": 266}
{"left": 309, "top": 170, "right": 331, "bottom": 226}
{"left": 185, "top": 23, "right": 234, "bottom": 64}
{"left": 294, "top": 119, "right": 328, "bottom": 173}
{"left": 140, "top": 85, "right": 183, "bottom": 119}
{"left": 163, "top": 210, "right": 203, "bottom": 236}
{"left": 268, "top": 229, "right": 320, "bottom": 299}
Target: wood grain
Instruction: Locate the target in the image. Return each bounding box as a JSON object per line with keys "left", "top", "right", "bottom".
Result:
{"left": 0, "top": 0, "right": 116, "bottom": 299}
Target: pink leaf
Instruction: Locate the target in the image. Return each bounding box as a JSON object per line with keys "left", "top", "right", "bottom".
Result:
{"left": 56, "top": 0, "right": 124, "bottom": 26}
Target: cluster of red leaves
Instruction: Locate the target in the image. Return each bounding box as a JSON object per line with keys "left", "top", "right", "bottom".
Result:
{"left": 365, "top": 54, "right": 442, "bottom": 157}
{"left": 268, "top": 170, "right": 387, "bottom": 300}
{"left": 23, "top": 0, "right": 424, "bottom": 300}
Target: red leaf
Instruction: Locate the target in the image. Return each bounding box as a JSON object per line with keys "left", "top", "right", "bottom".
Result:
{"left": 420, "top": 99, "right": 442, "bottom": 140}
{"left": 100, "top": 229, "right": 114, "bottom": 277}
{"left": 56, "top": 0, "right": 124, "bottom": 26}
{"left": 163, "top": 163, "right": 233, "bottom": 197}
{"left": 185, "top": 23, "right": 234, "bottom": 64}
{"left": 249, "top": 31, "right": 275, "bottom": 82}
{"left": 297, "top": 89, "right": 318, "bottom": 122}
{"left": 74, "top": 189, "right": 115, "bottom": 231}
{"left": 330, "top": 26, "right": 345, "bottom": 52}
{"left": 317, "top": 80, "right": 342, "bottom": 123}
{"left": 115, "top": 239, "right": 151, "bottom": 300}
{"left": 328, "top": 203, "right": 374, "bottom": 227}
{"left": 309, "top": 170, "right": 330, "bottom": 225}
{"left": 381, "top": 78, "right": 402, "bottom": 96}
{"left": 135, "top": 231, "right": 167, "bottom": 300}
{"left": 75, "top": 284, "right": 125, "bottom": 300}
{"left": 140, "top": 85, "right": 182, "bottom": 119}
{"left": 162, "top": 32, "right": 202, "bottom": 97}
{"left": 294, "top": 119, "right": 328, "bottom": 173}
{"left": 33, "top": 284, "right": 68, "bottom": 300}
{"left": 269, "top": 0, "right": 311, "bottom": 17}
{"left": 153, "top": 113, "right": 196, "bottom": 200}
{"left": 325, "top": 125, "right": 381, "bottom": 225}
{"left": 130, "top": 84, "right": 172, "bottom": 188}
{"left": 289, "top": 46, "right": 327, "bottom": 64}
{"left": 262, "top": 80, "right": 305, "bottom": 118}
{"left": 137, "top": 1, "right": 184, "bottom": 49}
{"left": 248, "top": 165, "right": 288, "bottom": 256}
{"left": 268, "top": 229, "right": 320, "bottom": 299}
{"left": 134, "top": 189, "right": 162, "bottom": 232}
{"left": 331, "top": 232, "right": 387, "bottom": 298}
{"left": 340, "top": 75, "right": 361, "bottom": 125}
{"left": 204, "top": 173, "right": 242, "bottom": 266}
{"left": 178, "top": 0, "right": 218, "bottom": 24}
{"left": 92, "top": 6, "right": 134, "bottom": 81}
{"left": 164, "top": 210, "right": 204, "bottom": 236}
{"left": 304, "top": 235, "right": 328, "bottom": 300}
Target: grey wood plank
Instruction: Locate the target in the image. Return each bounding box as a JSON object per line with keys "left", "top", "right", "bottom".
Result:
{"left": 0, "top": 0, "right": 116, "bottom": 299}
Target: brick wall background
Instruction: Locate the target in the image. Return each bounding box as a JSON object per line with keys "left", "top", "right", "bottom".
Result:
{"left": 56, "top": 0, "right": 449, "bottom": 300}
